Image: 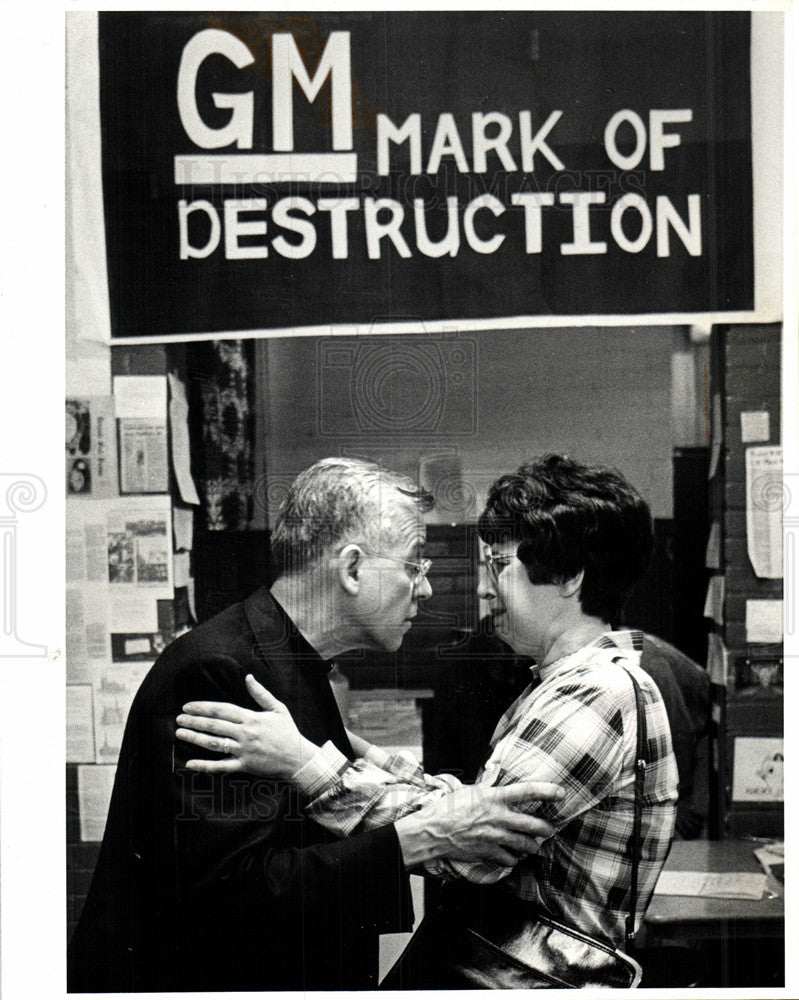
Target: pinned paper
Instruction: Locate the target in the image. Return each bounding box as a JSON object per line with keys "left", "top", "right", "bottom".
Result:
{"left": 106, "top": 501, "right": 172, "bottom": 590}
{"left": 67, "top": 686, "right": 96, "bottom": 762}
{"left": 66, "top": 504, "right": 110, "bottom": 583}
{"left": 95, "top": 663, "right": 151, "bottom": 763}
{"left": 732, "top": 736, "right": 784, "bottom": 801}
{"left": 110, "top": 592, "right": 159, "bottom": 634}
{"left": 703, "top": 575, "right": 725, "bottom": 625}
{"left": 119, "top": 419, "right": 168, "bottom": 494}
{"left": 741, "top": 410, "right": 770, "bottom": 443}
{"left": 67, "top": 358, "right": 112, "bottom": 398}
{"left": 173, "top": 550, "right": 191, "bottom": 589}
{"left": 654, "top": 871, "right": 767, "bottom": 900}
{"left": 753, "top": 843, "right": 784, "bottom": 885}
{"left": 708, "top": 393, "right": 722, "bottom": 480}
{"left": 78, "top": 765, "right": 118, "bottom": 841}
{"left": 124, "top": 637, "right": 152, "bottom": 656}
{"left": 746, "top": 599, "right": 782, "bottom": 643}
{"left": 173, "top": 506, "right": 194, "bottom": 551}
{"left": 707, "top": 632, "right": 729, "bottom": 685}
{"left": 66, "top": 585, "right": 110, "bottom": 682}
{"left": 746, "top": 445, "right": 783, "bottom": 578}
{"left": 67, "top": 499, "right": 172, "bottom": 688}
{"left": 112, "top": 377, "right": 169, "bottom": 494}
{"left": 168, "top": 372, "right": 200, "bottom": 505}
{"left": 66, "top": 397, "right": 118, "bottom": 498}
{"left": 705, "top": 521, "right": 721, "bottom": 569}
{"left": 113, "top": 375, "right": 167, "bottom": 418}
{"left": 187, "top": 576, "right": 197, "bottom": 624}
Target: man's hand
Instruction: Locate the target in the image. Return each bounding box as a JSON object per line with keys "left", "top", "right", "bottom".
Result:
{"left": 345, "top": 728, "right": 375, "bottom": 759}
{"left": 394, "top": 781, "right": 563, "bottom": 870}
{"left": 176, "top": 675, "right": 318, "bottom": 778}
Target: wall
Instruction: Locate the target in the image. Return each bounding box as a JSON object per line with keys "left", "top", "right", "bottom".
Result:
{"left": 708, "top": 323, "right": 782, "bottom": 838}
{"left": 262, "top": 325, "right": 676, "bottom": 522}
{"left": 718, "top": 325, "right": 782, "bottom": 655}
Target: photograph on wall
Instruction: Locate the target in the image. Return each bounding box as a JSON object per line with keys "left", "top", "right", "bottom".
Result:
{"left": 59, "top": 9, "right": 789, "bottom": 997}
{"left": 65, "top": 396, "right": 118, "bottom": 496}
{"left": 65, "top": 399, "right": 92, "bottom": 493}
{"left": 106, "top": 514, "right": 170, "bottom": 587}
{"left": 732, "top": 736, "right": 785, "bottom": 803}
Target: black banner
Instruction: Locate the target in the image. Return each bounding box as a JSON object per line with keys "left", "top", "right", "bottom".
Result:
{"left": 99, "top": 12, "right": 753, "bottom": 339}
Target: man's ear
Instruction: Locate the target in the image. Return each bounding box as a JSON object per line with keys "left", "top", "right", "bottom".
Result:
{"left": 337, "top": 543, "right": 362, "bottom": 595}
{"left": 559, "top": 568, "right": 584, "bottom": 598}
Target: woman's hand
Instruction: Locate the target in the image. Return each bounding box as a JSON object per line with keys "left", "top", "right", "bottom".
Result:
{"left": 176, "top": 674, "right": 318, "bottom": 778}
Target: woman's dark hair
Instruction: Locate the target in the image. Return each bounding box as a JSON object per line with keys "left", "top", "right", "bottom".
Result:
{"left": 477, "top": 454, "right": 653, "bottom": 623}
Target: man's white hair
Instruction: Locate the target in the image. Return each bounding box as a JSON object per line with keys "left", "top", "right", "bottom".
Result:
{"left": 270, "top": 457, "right": 433, "bottom": 578}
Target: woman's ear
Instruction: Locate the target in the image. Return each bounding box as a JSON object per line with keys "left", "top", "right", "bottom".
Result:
{"left": 337, "top": 543, "right": 362, "bottom": 596}
{"left": 559, "top": 568, "right": 584, "bottom": 598}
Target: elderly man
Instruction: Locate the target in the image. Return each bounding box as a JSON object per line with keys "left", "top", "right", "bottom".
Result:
{"left": 67, "top": 458, "right": 560, "bottom": 993}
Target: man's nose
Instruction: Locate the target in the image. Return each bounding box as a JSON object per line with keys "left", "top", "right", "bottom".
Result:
{"left": 477, "top": 566, "right": 495, "bottom": 602}
{"left": 415, "top": 573, "right": 433, "bottom": 600}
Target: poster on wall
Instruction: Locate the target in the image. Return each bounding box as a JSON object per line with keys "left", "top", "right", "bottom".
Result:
{"left": 119, "top": 421, "right": 169, "bottom": 493}
{"left": 65, "top": 397, "right": 118, "bottom": 497}
{"left": 94, "top": 662, "right": 153, "bottom": 763}
{"left": 97, "top": 11, "right": 755, "bottom": 341}
{"left": 745, "top": 444, "right": 783, "bottom": 578}
{"left": 66, "top": 497, "right": 174, "bottom": 674}
{"left": 732, "top": 736, "right": 784, "bottom": 802}
{"left": 114, "top": 375, "right": 170, "bottom": 493}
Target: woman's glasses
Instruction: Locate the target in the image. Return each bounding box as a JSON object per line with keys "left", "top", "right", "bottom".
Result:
{"left": 484, "top": 551, "right": 514, "bottom": 582}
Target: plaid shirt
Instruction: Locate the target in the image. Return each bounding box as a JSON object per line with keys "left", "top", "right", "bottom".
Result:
{"left": 294, "top": 630, "right": 678, "bottom": 946}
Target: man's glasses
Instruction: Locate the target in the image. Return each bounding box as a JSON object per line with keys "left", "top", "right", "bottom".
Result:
{"left": 362, "top": 550, "right": 432, "bottom": 586}
{"left": 484, "top": 550, "right": 514, "bottom": 582}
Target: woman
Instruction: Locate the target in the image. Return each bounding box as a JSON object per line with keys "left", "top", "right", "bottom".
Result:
{"left": 177, "top": 455, "right": 678, "bottom": 976}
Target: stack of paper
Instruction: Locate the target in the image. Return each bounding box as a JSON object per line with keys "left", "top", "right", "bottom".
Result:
{"left": 654, "top": 871, "right": 767, "bottom": 900}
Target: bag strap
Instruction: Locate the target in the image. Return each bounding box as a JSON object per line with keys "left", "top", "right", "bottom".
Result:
{"left": 617, "top": 664, "right": 648, "bottom": 952}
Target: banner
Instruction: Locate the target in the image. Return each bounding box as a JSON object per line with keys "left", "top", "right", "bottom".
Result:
{"left": 99, "top": 12, "right": 753, "bottom": 340}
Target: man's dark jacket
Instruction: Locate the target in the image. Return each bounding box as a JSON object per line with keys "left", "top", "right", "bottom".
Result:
{"left": 67, "top": 588, "right": 413, "bottom": 992}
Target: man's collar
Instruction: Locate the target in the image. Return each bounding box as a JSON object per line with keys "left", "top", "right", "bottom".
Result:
{"left": 244, "top": 586, "right": 333, "bottom": 676}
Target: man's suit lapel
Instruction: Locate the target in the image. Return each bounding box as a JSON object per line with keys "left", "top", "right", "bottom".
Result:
{"left": 243, "top": 586, "right": 355, "bottom": 759}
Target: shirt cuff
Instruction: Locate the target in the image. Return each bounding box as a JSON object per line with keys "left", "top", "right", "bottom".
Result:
{"left": 364, "top": 743, "right": 395, "bottom": 770}
{"left": 291, "top": 740, "right": 350, "bottom": 797}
